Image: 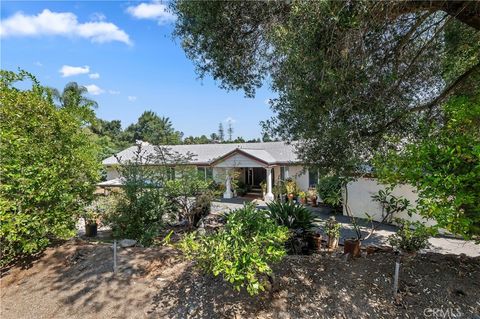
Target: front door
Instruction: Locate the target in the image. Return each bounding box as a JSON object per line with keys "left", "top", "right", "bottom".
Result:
{"left": 252, "top": 167, "right": 266, "bottom": 186}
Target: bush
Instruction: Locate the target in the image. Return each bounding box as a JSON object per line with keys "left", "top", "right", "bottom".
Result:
{"left": 162, "top": 166, "right": 214, "bottom": 227}
{"left": 0, "top": 70, "right": 100, "bottom": 266}
{"left": 388, "top": 219, "right": 432, "bottom": 253}
{"left": 177, "top": 203, "right": 289, "bottom": 295}
{"left": 324, "top": 216, "right": 341, "bottom": 238}
{"left": 316, "top": 176, "right": 345, "bottom": 207}
{"left": 266, "top": 201, "right": 315, "bottom": 231}
{"left": 104, "top": 145, "right": 170, "bottom": 246}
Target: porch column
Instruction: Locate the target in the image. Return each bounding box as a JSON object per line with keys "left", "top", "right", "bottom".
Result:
{"left": 265, "top": 167, "right": 274, "bottom": 202}
{"left": 223, "top": 169, "right": 233, "bottom": 199}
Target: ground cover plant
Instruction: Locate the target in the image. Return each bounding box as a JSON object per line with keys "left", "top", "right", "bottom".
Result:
{"left": 177, "top": 203, "right": 289, "bottom": 295}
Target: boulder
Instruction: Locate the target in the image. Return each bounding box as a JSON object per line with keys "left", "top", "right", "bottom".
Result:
{"left": 119, "top": 239, "right": 137, "bottom": 248}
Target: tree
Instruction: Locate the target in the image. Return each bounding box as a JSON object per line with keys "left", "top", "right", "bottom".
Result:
{"left": 374, "top": 94, "right": 480, "bottom": 240}
{"left": 124, "top": 111, "right": 183, "bottom": 145}
{"left": 172, "top": 0, "right": 480, "bottom": 239}
{"left": 50, "top": 82, "right": 97, "bottom": 124}
{"left": 210, "top": 132, "right": 219, "bottom": 142}
{"left": 172, "top": 0, "right": 480, "bottom": 174}
{"left": 262, "top": 132, "right": 272, "bottom": 142}
{"left": 183, "top": 135, "right": 211, "bottom": 144}
{"left": 105, "top": 144, "right": 170, "bottom": 246}
{"left": 218, "top": 122, "right": 225, "bottom": 142}
{"left": 227, "top": 121, "right": 233, "bottom": 141}
{"left": 0, "top": 70, "right": 100, "bottom": 265}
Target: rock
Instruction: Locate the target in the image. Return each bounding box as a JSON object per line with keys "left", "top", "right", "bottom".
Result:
{"left": 119, "top": 239, "right": 137, "bottom": 247}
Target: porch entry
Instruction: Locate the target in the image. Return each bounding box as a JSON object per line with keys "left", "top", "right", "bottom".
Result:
{"left": 245, "top": 167, "right": 268, "bottom": 187}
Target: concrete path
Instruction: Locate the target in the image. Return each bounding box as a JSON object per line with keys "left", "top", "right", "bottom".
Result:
{"left": 212, "top": 198, "right": 480, "bottom": 257}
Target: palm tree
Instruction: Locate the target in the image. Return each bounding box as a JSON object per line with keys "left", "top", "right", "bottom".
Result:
{"left": 50, "top": 82, "right": 98, "bottom": 109}
{"left": 50, "top": 82, "right": 97, "bottom": 123}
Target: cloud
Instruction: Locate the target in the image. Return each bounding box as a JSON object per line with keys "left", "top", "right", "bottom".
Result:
{"left": 225, "top": 117, "right": 236, "bottom": 124}
{"left": 128, "top": 96, "right": 137, "bottom": 102}
{"left": 85, "top": 84, "right": 105, "bottom": 95}
{"left": 126, "top": 1, "right": 175, "bottom": 25}
{"left": 0, "top": 9, "right": 132, "bottom": 45}
{"left": 34, "top": 61, "right": 43, "bottom": 67}
{"left": 90, "top": 12, "right": 106, "bottom": 22}
{"left": 59, "top": 65, "right": 90, "bottom": 77}
{"left": 89, "top": 72, "right": 100, "bottom": 79}
{"left": 108, "top": 90, "right": 120, "bottom": 95}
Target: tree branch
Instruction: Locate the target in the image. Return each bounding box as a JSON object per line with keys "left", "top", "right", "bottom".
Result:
{"left": 391, "top": 1, "right": 480, "bottom": 30}
{"left": 365, "top": 60, "right": 480, "bottom": 136}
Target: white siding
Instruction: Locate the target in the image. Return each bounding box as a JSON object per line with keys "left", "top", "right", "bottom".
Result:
{"left": 214, "top": 153, "right": 266, "bottom": 168}
{"left": 344, "top": 178, "right": 436, "bottom": 226}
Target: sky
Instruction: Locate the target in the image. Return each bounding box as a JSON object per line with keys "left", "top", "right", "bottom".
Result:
{"left": 0, "top": 1, "right": 275, "bottom": 140}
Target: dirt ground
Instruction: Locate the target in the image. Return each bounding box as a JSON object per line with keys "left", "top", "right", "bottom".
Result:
{"left": 1, "top": 239, "right": 479, "bottom": 319}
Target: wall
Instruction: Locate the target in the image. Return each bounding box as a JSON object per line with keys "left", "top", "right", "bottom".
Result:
{"left": 288, "top": 165, "right": 310, "bottom": 191}
{"left": 344, "top": 178, "right": 436, "bottom": 226}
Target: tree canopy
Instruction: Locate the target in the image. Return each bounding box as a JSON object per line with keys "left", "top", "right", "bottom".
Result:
{"left": 123, "top": 111, "right": 183, "bottom": 145}
{"left": 172, "top": 0, "right": 480, "bottom": 174}
{"left": 0, "top": 70, "right": 100, "bottom": 265}
{"left": 172, "top": 0, "right": 480, "bottom": 239}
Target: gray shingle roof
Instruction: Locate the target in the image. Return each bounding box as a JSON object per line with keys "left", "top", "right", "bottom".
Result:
{"left": 102, "top": 141, "right": 298, "bottom": 166}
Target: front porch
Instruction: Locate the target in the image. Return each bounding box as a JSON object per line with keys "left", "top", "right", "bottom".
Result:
{"left": 210, "top": 147, "right": 280, "bottom": 202}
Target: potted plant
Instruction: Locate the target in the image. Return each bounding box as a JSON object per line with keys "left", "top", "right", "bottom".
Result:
{"left": 324, "top": 216, "right": 341, "bottom": 251}
{"left": 298, "top": 191, "right": 307, "bottom": 205}
{"left": 343, "top": 212, "right": 362, "bottom": 257}
{"left": 307, "top": 188, "right": 318, "bottom": 207}
{"left": 306, "top": 230, "right": 322, "bottom": 253}
{"left": 83, "top": 209, "right": 99, "bottom": 237}
{"left": 285, "top": 178, "right": 297, "bottom": 201}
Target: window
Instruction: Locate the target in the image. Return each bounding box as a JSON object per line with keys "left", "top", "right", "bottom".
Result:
{"left": 197, "top": 166, "right": 213, "bottom": 180}
{"left": 280, "top": 166, "right": 289, "bottom": 180}
{"left": 308, "top": 169, "right": 319, "bottom": 187}
{"left": 206, "top": 167, "right": 213, "bottom": 180}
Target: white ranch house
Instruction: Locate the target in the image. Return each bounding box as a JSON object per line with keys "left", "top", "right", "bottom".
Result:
{"left": 101, "top": 141, "right": 430, "bottom": 224}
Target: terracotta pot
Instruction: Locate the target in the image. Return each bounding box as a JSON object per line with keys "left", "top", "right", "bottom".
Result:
{"left": 310, "top": 196, "right": 318, "bottom": 207}
{"left": 85, "top": 223, "right": 98, "bottom": 237}
{"left": 327, "top": 236, "right": 339, "bottom": 250}
{"left": 299, "top": 198, "right": 306, "bottom": 204}
{"left": 288, "top": 193, "right": 294, "bottom": 201}
{"left": 344, "top": 239, "right": 361, "bottom": 257}
{"left": 308, "top": 233, "right": 322, "bottom": 252}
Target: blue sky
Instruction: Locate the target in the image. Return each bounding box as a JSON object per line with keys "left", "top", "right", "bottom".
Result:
{"left": 1, "top": 1, "right": 275, "bottom": 139}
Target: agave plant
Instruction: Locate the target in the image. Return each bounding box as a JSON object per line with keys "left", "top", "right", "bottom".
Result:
{"left": 266, "top": 201, "right": 316, "bottom": 231}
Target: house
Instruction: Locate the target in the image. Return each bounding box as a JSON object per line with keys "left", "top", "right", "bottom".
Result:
{"left": 101, "top": 141, "right": 431, "bottom": 225}
{"left": 100, "top": 141, "right": 317, "bottom": 201}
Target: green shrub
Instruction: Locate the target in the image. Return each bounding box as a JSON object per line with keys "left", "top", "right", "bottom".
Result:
{"left": 266, "top": 200, "right": 315, "bottom": 231}
{"left": 177, "top": 203, "right": 289, "bottom": 295}
{"left": 316, "top": 176, "right": 345, "bottom": 207}
{"left": 163, "top": 166, "right": 213, "bottom": 227}
{"left": 104, "top": 145, "right": 170, "bottom": 246}
{"left": 0, "top": 70, "right": 100, "bottom": 266}
{"left": 388, "top": 219, "right": 433, "bottom": 253}
{"left": 324, "top": 216, "right": 341, "bottom": 238}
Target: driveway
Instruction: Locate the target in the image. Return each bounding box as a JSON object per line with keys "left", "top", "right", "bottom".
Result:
{"left": 211, "top": 198, "right": 480, "bottom": 257}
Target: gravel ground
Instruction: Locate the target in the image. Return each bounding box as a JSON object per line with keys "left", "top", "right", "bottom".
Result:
{"left": 1, "top": 239, "right": 479, "bottom": 319}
